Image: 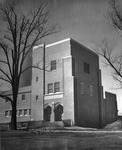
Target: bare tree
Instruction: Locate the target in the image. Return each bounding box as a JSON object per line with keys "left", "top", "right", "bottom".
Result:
{"left": 94, "top": 39, "right": 122, "bottom": 85}
{"left": 0, "top": 0, "right": 60, "bottom": 130}
{"left": 94, "top": 0, "right": 122, "bottom": 87}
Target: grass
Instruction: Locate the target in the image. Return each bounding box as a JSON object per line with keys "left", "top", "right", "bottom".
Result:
{"left": 1, "top": 120, "right": 122, "bottom": 150}
{"left": 1, "top": 130, "right": 122, "bottom": 150}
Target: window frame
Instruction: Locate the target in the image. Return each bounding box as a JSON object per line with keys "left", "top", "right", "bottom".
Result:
{"left": 47, "top": 83, "right": 53, "bottom": 94}
{"left": 24, "top": 109, "right": 28, "bottom": 116}
{"left": 54, "top": 82, "right": 60, "bottom": 93}
{"left": 51, "top": 60, "right": 56, "bottom": 71}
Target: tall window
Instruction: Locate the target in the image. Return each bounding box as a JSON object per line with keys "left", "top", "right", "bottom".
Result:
{"left": 81, "top": 83, "right": 84, "bottom": 94}
{"left": 84, "top": 62, "right": 90, "bottom": 74}
{"left": 51, "top": 60, "right": 56, "bottom": 71}
{"left": 54, "top": 82, "right": 60, "bottom": 93}
{"left": 47, "top": 83, "right": 53, "bottom": 94}
{"left": 22, "top": 94, "right": 25, "bottom": 101}
{"left": 90, "top": 85, "right": 93, "bottom": 96}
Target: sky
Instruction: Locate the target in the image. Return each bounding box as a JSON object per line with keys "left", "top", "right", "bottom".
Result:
{"left": 0, "top": 0, "right": 122, "bottom": 113}
{"left": 44, "top": 0, "right": 122, "bottom": 114}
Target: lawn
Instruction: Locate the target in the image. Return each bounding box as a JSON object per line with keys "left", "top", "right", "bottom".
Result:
{"left": 1, "top": 130, "right": 122, "bottom": 150}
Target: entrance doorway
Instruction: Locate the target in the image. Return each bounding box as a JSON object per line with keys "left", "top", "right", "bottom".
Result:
{"left": 44, "top": 106, "right": 51, "bottom": 121}
{"left": 54, "top": 105, "right": 63, "bottom": 121}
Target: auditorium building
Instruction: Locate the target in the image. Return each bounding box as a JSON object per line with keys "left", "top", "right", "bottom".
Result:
{"left": 0, "top": 38, "right": 118, "bottom": 128}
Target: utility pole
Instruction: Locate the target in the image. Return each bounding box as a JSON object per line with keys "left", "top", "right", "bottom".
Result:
{"left": 42, "top": 44, "right": 45, "bottom": 120}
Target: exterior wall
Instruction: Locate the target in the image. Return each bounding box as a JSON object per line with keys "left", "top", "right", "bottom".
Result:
{"left": 0, "top": 38, "right": 118, "bottom": 128}
{"left": 31, "top": 39, "right": 75, "bottom": 123}
{"left": 70, "top": 39, "right": 101, "bottom": 128}
{"left": 0, "top": 86, "right": 31, "bottom": 123}
{"left": 104, "top": 92, "right": 118, "bottom": 125}
{"left": 62, "top": 56, "right": 75, "bottom": 124}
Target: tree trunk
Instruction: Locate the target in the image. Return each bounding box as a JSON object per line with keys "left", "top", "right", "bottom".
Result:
{"left": 11, "top": 98, "right": 17, "bottom": 130}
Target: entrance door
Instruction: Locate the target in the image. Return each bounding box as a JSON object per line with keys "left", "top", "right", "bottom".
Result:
{"left": 44, "top": 106, "right": 51, "bottom": 121}
{"left": 54, "top": 105, "right": 63, "bottom": 121}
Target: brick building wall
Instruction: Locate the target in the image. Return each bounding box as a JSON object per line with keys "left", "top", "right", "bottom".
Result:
{"left": 0, "top": 38, "right": 118, "bottom": 128}
{"left": 70, "top": 39, "right": 102, "bottom": 127}
{"left": 0, "top": 86, "right": 31, "bottom": 123}
{"left": 103, "top": 92, "right": 118, "bottom": 125}
{"left": 31, "top": 38, "right": 104, "bottom": 127}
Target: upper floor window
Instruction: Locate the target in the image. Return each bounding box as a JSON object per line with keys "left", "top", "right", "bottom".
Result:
{"left": 54, "top": 82, "right": 60, "bottom": 93}
{"left": 22, "top": 94, "right": 25, "bottom": 101}
{"left": 81, "top": 83, "right": 84, "bottom": 94}
{"left": 47, "top": 83, "right": 53, "bottom": 94}
{"left": 84, "top": 62, "right": 90, "bottom": 74}
{"left": 51, "top": 60, "right": 56, "bottom": 71}
{"left": 90, "top": 85, "right": 93, "bottom": 96}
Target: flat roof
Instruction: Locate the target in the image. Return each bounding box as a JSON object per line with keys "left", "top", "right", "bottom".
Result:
{"left": 33, "top": 38, "right": 98, "bottom": 56}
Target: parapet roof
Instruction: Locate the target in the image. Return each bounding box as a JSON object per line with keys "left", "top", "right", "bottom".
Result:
{"left": 33, "top": 38, "right": 98, "bottom": 56}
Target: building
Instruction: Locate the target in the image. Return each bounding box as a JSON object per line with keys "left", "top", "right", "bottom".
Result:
{"left": 0, "top": 86, "right": 31, "bottom": 124}
{"left": 0, "top": 38, "right": 118, "bottom": 128}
